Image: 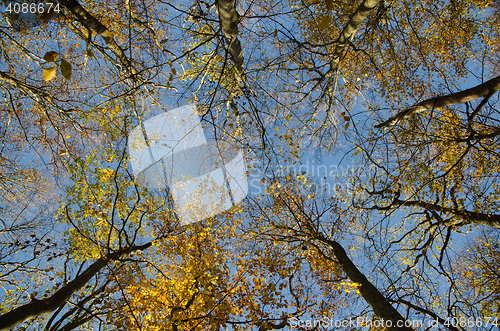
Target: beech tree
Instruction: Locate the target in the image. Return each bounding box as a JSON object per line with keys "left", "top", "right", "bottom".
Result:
{"left": 1, "top": 0, "right": 499, "bottom": 330}
{"left": 243, "top": 176, "right": 415, "bottom": 330}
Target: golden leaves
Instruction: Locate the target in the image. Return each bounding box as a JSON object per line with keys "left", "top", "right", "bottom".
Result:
{"left": 101, "top": 30, "right": 113, "bottom": 39}
{"left": 42, "top": 57, "right": 72, "bottom": 81}
{"left": 43, "top": 67, "right": 57, "bottom": 81}
{"left": 340, "top": 112, "right": 350, "bottom": 129}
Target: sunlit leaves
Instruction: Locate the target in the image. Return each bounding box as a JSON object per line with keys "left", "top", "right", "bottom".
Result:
{"left": 456, "top": 229, "right": 500, "bottom": 318}
{"left": 41, "top": 52, "right": 67, "bottom": 81}
{"left": 1, "top": 0, "right": 498, "bottom": 329}
{"left": 43, "top": 67, "right": 57, "bottom": 81}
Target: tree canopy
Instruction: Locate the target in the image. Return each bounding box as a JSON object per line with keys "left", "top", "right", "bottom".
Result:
{"left": 1, "top": 0, "right": 499, "bottom": 330}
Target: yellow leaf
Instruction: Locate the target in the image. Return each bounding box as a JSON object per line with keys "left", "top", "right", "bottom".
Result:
{"left": 171, "top": 68, "right": 177, "bottom": 75}
{"left": 43, "top": 51, "right": 58, "bottom": 62}
{"left": 43, "top": 67, "right": 57, "bottom": 81}
{"left": 102, "top": 30, "right": 113, "bottom": 39}
{"left": 273, "top": 29, "right": 278, "bottom": 37}
{"left": 319, "top": 16, "right": 331, "bottom": 30}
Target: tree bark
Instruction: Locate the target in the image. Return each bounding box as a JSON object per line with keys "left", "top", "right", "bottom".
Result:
{"left": 387, "top": 198, "right": 500, "bottom": 228}
{"left": 59, "top": 0, "right": 139, "bottom": 78}
{"left": 330, "top": 0, "right": 380, "bottom": 70}
{"left": 317, "top": 237, "right": 414, "bottom": 331}
{"left": 216, "top": 0, "right": 244, "bottom": 72}
{"left": 375, "top": 75, "right": 500, "bottom": 128}
{"left": 0, "top": 243, "right": 151, "bottom": 331}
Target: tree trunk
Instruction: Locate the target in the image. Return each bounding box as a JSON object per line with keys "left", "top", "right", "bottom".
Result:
{"left": 330, "top": 0, "right": 380, "bottom": 70}
{"left": 216, "top": 0, "right": 244, "bottom": 72}
{"left": 376, "top": 75, "right": 500, "bottom": 128}
{"left": 318, "top": 237, "right": 414, "bottom": 331}
{"left": 0, "top": 243, "right": 151, "bottom": 331}
{"left": 388, "top": 198, "right": 500, "bottom": 228}
{"left": 59, "top": 0, "right": 139, "bottom": 78}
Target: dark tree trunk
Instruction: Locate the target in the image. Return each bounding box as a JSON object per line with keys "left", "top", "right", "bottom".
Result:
{"left": 0, "top": 243, "right": 151, "bottom": 331}
{"left": 318, "top": 237, "right": 414, "bottom": 331}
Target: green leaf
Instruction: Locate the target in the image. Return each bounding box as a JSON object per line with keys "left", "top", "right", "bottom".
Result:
{"left": 43, "top": 51, "right": 58, "bottom": 63}
{"left": 43, "top": 67, "right": 57, "bottom": 82}
{"left": 60, "top": 59, "right": 72, "bottom": 80}
{"left": 319, "top": 16, "right": 331, "bottom": 30}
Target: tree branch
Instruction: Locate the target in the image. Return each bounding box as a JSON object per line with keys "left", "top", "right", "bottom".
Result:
{"left": 389, "top": 298, "right": 460, "bottom": 331}
{"left": 216, "top": 0, "right": 244, "bottom": 72}
{"left": 316, "top": 237, "right": 414, "bottom": 331}
{"left": 330, "top": 0, "right": 380, "bottom": 67}
{"left": 376, "top": 75, "right": 500, "bottom": 128}
{"left": 0, "top": 243, "right": 151, "bottom": 331}
{"left": 59, "top": 0, "right": 140, "bottom": 79}
{"left": 384, "top": 198, "right": 500, "bottom": 228}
